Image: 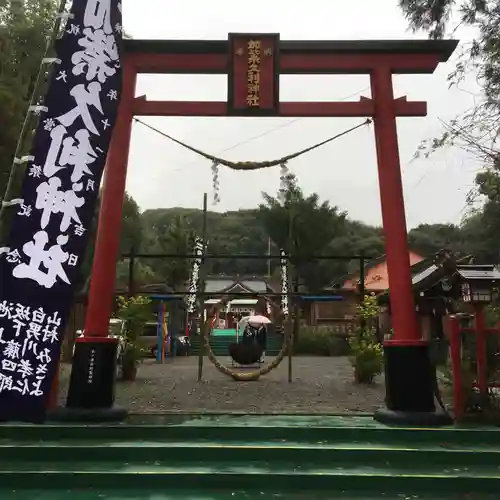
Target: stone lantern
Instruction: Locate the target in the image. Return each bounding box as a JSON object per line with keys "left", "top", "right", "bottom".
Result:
{"left": 457, "top": 265, "right": 500, "bottom": 305}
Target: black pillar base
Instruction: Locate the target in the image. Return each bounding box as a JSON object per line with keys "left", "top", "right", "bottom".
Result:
{"left": 374, "top": 342, "right": 453, "bottom": 427}
{"left": 374, "top": 407, "right": 453, "bottom": 426}
{"left": 57, "top": 337, "right": 128, "bottom": 423}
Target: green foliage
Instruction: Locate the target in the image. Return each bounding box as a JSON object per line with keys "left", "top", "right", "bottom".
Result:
{"left": 349, "top": 294, "right": 384, "bottom": 383}
{"left": 294, "top": 324, "right": 352, "bottom": 356}
{"left": 156, "top": 214, "right": 195, "bottom": 288}
{"left": 439, "top": 326, "right": 500, "bottom": 423}
{"left": 76, "top": 192, "right": 146, "bottom": 292}
{"left": 0, "top": 0, "right": 58, "bottom": 198}
{"left": 408, "top": 223, "right": 469, "bottom": 257}
{"left": 120, "top": 195, "right": 500, "bottom": 290}
{"left": 139, "top": 205, "right": 388, "bottom": 285}
{"left": 356, "top": 292, "right": 380, "bottom": 320}
{"left": 400, "top": 0, "right": 500, "bottom": 134}
{"left": 115, "top": 295, "right": 152, "bottom": 340}
{"left": 115, "top": 295, "right": 152, "bottom": 366}
{"left": 399, "top": 1, "right": 500, "bottom": 239}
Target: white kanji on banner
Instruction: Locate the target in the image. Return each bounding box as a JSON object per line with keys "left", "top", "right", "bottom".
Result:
{"left": 13, "top": 232, "right": 70, "bottom": 288}
{"left": 72, "top": 27, "right": 119, "bottom": 83}
{"left": 84, "top": 0, "right": 113, "bottom": 34}
{"left": 57, "top": 82, "right": 103, "bottom": 135}
{"left": 35, "top": 177, "right": 84, "bottom": 231}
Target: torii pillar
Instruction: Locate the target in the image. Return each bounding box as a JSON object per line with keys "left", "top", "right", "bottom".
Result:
{"left": 370, "top": 67, "right": 451, "bottom": 425}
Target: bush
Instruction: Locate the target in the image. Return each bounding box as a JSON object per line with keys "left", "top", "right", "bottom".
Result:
{"left": 294, "top": 325, "right": 350, "bottom": 356}
{"left": 348, "top": 294, "right": 384, "bottom": 384}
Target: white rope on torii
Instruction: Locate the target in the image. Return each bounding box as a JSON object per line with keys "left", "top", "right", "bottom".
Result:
{"left": 133, "top": 117, "right": 372, "bottom": 204}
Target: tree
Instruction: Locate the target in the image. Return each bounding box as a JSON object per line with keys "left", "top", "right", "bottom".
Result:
{"left": 399, "top": 0, "right": 499, "bottom": 169}
{"left": 257, "top": 173, "right": 348, "bottom": 291}
{"left": 159, "top": 215, "right": 195, "bottom": 289}
{"left": 459, "top": 171, "right": 500, "bottom": 263}
{"left": 0, "top": 0, "right": 58, "bottom": 198}
{"left": 408, "top": 223, "right": 467, "bottom": 256}
{"left": 120, "top": 193, "right": 143, "bottom": 254}
{"left": 399, "top": 1, "right": 500, "bottom": 264}
{"left": 77, "top": 192, "right": 147, "bottom": 293}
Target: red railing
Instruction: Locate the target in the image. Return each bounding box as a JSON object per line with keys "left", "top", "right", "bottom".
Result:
{"left": 448, "top": 306, "right": 499, "bottom": 421}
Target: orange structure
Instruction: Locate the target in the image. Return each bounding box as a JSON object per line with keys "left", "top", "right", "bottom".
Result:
{"left": 82, "top": 35, "right": 457, "bottom": 424}
{"left": 343, "top": 250, "right": 426, "bottom": 294}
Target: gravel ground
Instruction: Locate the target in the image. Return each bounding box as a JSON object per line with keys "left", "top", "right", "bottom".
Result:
{"left": 58, "top": 356, "right": 385, "bottom": 414}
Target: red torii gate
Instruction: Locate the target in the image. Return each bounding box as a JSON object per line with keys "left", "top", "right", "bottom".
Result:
{"left": 72, "top": 35, "right": 457, "bottom": 424}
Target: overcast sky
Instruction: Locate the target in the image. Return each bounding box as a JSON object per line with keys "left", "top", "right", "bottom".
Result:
{"left": 121, "top": 0, "right": 480, "bottom": 229}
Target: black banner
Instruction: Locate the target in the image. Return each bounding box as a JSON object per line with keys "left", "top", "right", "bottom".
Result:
{"left": 0, "top": 0, "right": 123, "bottom": 422}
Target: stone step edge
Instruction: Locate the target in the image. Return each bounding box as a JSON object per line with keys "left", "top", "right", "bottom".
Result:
{"left": 1, "top": 443, "right": 500, "bottom": 454}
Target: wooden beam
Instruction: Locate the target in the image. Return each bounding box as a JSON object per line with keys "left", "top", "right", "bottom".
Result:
{"left": 132, "top": 97, "right": 426, "bottom": 117}
{"left": 280, "top": 53, "right": 443, "bottom": 75}
{"left": 126, "top": 53, "right": 227, "bottom": 74}
{"left": 126, "top": 51, "right": 443, "bottom": 75}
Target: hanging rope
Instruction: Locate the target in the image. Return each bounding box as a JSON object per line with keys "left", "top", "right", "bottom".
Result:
{"left": 133, "top": 117, "right": 372, "bottom": 171}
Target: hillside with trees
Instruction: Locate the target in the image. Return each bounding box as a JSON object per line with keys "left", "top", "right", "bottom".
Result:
{"left": 100, "top": 171, "right": 492, "bottom": 295}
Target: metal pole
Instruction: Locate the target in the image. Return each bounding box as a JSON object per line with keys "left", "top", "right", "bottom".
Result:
{"left": 197, "top": 193, "right": 208, "bottom": 382}
{"left": 267, "top": 236, "right": 271, "bottom": 278}
{"left": 156, "top": 304, "right": 162, "bottom": 363}
{"left": 122, "top": 253, "right": 369, "bottom": 260}
{"left": 287, "top": 205, "right": 294, "bottom": 383}
{"left": 289, "top": 270, "right": 299, "bottom": 384}
{"left": 128, "top": 246, "right": 135, "bottom": 297}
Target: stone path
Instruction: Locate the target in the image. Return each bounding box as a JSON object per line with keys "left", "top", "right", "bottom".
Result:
{"left": 58, "top": 356, "right": 385, "bottom": 413}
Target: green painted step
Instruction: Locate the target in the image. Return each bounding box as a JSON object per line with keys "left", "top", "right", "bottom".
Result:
{"left": 190, "top": 334, "right": 283, "bottom": 351}
{"left": 1, "top": 416, "right": 500, "bottom": 497}
{"left": 0, "top": 465, "right": 499, "bottom": 493}
{"left": 2, "top": 415, "right": 499, "bottom": 445}
{"left": 2, "top": 491, "right": 497, "bottom": 499}
{"left": 3, "top": 440, "right": 500, "bottom": 467}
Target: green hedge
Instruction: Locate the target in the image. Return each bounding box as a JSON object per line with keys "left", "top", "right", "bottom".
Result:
{"left": 294, "top": 325, "right": 351, "bottom": 356}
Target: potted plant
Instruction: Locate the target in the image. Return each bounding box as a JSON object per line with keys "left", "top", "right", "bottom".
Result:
{"left": 349, "top": 294, "right": 384, "bottom": 384}
{"left": 115, "top": 295, "right": 152, "bottom": 381}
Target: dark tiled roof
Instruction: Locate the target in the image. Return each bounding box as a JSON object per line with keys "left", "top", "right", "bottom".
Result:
{"left": 204, "top": 276, "right": 271, "bottom": 293}
{"left": 456, "top": 265, "right": 500, "bottom": 281}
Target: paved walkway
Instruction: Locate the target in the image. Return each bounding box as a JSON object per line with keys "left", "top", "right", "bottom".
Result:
{"left": 58, "top": 356, "right": 385, "bottom": 413}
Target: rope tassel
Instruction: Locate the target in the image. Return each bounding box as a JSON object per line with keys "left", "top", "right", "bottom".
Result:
{"left": 211, "top": 161, "right": 220, "bottom": 205}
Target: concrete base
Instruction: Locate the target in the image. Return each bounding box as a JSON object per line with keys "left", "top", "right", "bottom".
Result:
{"left": 46, "top": 406, "right": 128, "bottom": 423}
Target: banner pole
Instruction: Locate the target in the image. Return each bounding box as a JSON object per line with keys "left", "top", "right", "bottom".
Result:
{"left": 197, "top": 193, "right": 208, "bottom": 382}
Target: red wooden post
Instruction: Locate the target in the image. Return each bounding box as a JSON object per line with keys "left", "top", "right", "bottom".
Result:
{"left": 370, "top": 67, "right": 418, "bottom": 343}
{"left": 474, "top": 305, "right": 488, "bottom": 397}
{"left": 61, "top": 60, "right": 136, "bottom": 418}
{"left": 83, "top": 59, "right": 137, "bottom": 337}
{"left": 370, "top": 67, "right": 449, "bottom": 424}
{"left": 448, "top": 315, "right": 464, "bottom": 421}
